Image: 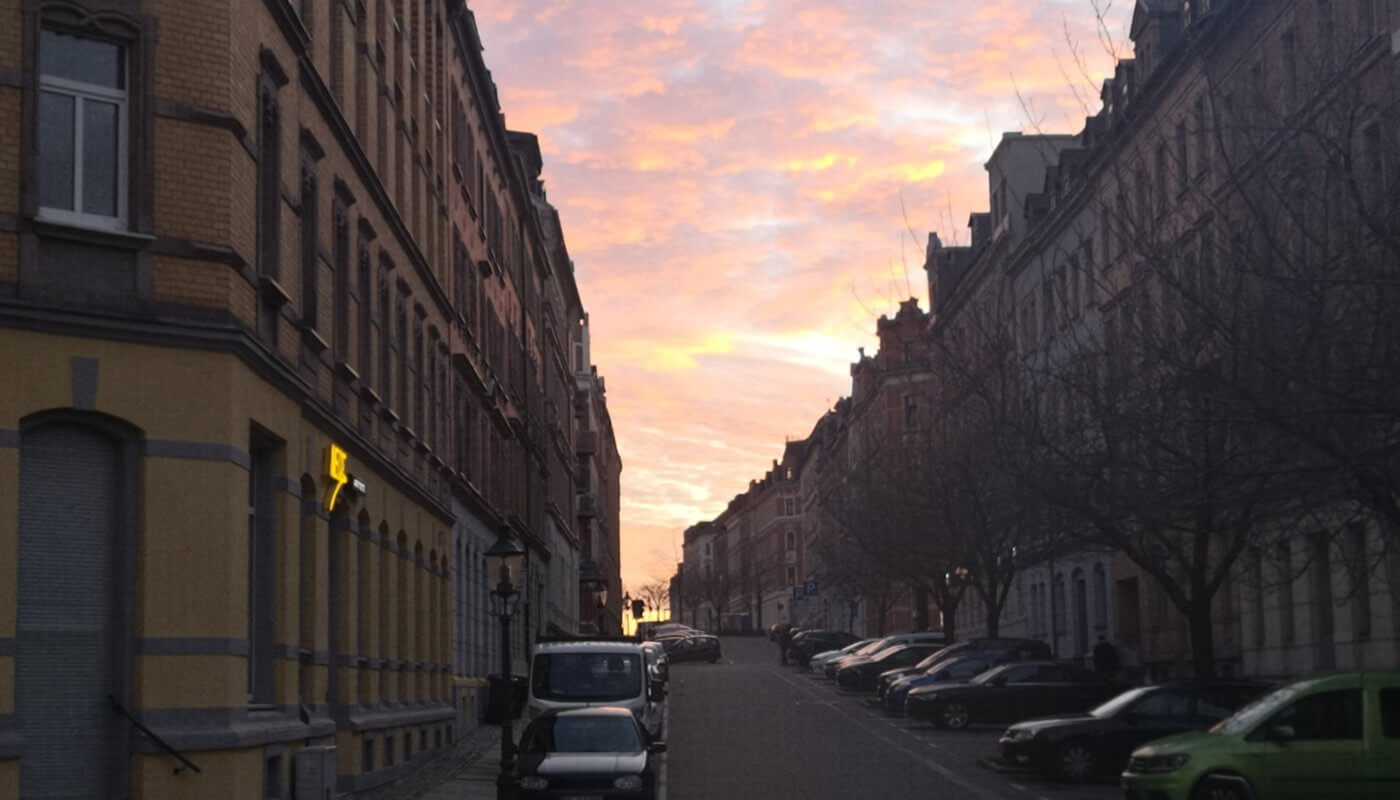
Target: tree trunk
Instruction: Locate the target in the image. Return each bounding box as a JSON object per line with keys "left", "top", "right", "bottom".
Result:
{"left": 1187, "top": 598, "right": 1216, "bottom": 679}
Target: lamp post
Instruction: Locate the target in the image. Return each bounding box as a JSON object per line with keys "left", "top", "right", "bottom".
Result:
{"left": 486, "top": 526, "right": 525, "bottom": 800}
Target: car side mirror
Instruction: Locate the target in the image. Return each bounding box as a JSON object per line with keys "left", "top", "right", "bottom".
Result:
{"left": 649, "top": 741, "right": 668, "bottom": 754}
{"left": 1267, "top": 724, "right": 1295, "bottom": 744}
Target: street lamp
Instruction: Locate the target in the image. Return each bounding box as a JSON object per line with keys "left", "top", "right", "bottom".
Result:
{"left": 485, "top": 526, "right": 525, "bottom": 800}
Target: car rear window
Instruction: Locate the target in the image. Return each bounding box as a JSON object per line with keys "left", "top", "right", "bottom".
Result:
{"left": 532, "top": 652, "right": 642, "bottom": 702}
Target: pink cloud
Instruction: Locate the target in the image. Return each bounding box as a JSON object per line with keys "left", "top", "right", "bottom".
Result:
{"left": 468, "top": 0, "right": 1133, "bottom": 589}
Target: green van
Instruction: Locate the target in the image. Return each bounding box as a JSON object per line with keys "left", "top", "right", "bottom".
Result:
{"left": 1121, "top": 670, "right": 1400, "bottom": 800}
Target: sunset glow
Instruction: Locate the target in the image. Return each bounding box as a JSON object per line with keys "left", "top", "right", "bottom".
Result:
{"left": 471, "top": 0, "right": 1133, "bottom": 588}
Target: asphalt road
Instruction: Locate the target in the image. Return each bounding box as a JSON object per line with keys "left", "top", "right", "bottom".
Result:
{"left": 663, "top": 636, "right": 1119, "bottom": 800}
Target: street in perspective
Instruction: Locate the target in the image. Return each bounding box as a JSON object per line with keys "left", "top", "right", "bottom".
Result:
{"left": 664, "top": 636, "right": 1119, "bottom": 800}
{"left": 4, "top": 1, "right": 1400, "bottom": 800}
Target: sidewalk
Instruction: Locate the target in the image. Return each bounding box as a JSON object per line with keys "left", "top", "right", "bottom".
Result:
{"left": 363, "top": 723, "right": 507, "bottom": 800}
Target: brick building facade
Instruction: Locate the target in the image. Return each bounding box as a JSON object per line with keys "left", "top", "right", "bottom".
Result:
{"left": 0, "top": 1, "right": 618, "bottom": 798}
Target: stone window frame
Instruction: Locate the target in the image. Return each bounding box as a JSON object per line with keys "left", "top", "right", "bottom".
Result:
{"left": 20, "top": 2, "right": 155, "bottom": 238}
{"left": 35, "top": 29, "right": 129, "bottom": 229}
{"left": 19, "top": 2, "right": 157, "bottom": 263}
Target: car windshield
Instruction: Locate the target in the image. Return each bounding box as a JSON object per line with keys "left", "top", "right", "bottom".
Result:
{"left": 1210, "top": 686, "right": 1301, "bottom": 735}
{"left": 531, "top": 653, "right": 643, "bottom": 702}
{"left": 527, "top": 716, "right": 644, "bottom": 754}
{"left": 1089, "top": 687, "right": 1155, "bottom": 718}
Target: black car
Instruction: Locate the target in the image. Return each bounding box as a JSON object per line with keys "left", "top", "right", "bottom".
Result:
{"left": 905, "top": 661, "right": 1121, "bottom": 729}
{"left": 788, "top": 630, "right": 859, "bottom": 667}
{"left": 835, "top": 643, "right": 946, "bottom": 691}
{"left": 515, "top": 706, "right": 665, "bottom": 799}
{"left": 662, "top": 634, "right": 722, "bottom": 664}
{"left": 998, "top": 680, "right": 1269, "bottom": 781}
{"left": 879, "top": 653, "right": 1006, "bottom": 711}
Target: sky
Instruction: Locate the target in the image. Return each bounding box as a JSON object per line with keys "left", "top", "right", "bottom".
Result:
{"left": 470, "top": 0, "right": 1135, "bottom": 591}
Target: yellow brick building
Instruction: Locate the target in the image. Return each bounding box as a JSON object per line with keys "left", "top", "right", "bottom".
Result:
{"left": 0, "top": 1, "right": 607, "bottom": 797}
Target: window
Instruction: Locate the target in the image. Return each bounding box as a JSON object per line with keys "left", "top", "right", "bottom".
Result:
{"left": 1381, "top": 689, "right": 1400, "bottom": 738}
{"left": 1156, "top": 144, "right": 1169, "bottom": 212}
{"left": 38, "top": 29, "right": 127, "bottom": 228}
{"left": 247, "top": 431, "right": 278, "bottom": 704}
{"left": 785, "top": 530, "right": 795, "bottom": 551}
{"left": 332, "top": 200, "right": 351, "bottom": 357}
{"left": 1281, "top": 29, "right": 1298, "bottom": 110}
{"left": 784, "top": 497, "right": 796, "bottom": 516}
{"left": 903, "top": 394, "right": 918, "bottom": 429}
{"left": 1278, "top": 541, "right": 1295, "bottom": 643}
{"left": 1267, "top": 690, "right": 1363, "bottom": 740}
{"left": 357, "top": 229, "right": 374, "bottom": 382}
{"left": 1093, "top": 563, "right": 1108, "bottom": 630}
{"left": 786, "top": 566, "right": 796, "bottom": 587}
{"left": 1194, "top": 97, "right": 1210, "bottom": 177}
{"left": 1360, "top": 0, "right": 1377, "bottom": 37}
{"left": 1052, "top": 575, "right": 1065, "bottom": 635}
{"left": 1348, "top": 525, "right": 1372, "bottom": 639}
{"left": 299, "top": 161, "right": 319, "bottom": 329}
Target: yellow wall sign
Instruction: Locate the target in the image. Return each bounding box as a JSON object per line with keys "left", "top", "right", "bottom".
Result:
{"left": 325, "top": 444, "right": 349, "bottom": 511}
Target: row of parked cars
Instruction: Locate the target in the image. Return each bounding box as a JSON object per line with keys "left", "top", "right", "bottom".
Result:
{"left": 795, "top": 629, "right": 1400, "bottom": 798}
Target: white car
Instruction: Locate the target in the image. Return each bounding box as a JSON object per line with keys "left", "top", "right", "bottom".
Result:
{"left": 527, "top": 640, "right": 666, "bottom": 737}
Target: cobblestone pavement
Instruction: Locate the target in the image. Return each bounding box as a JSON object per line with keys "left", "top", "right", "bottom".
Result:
{"left": 361, "top": 723, "right": 503, "bottom": 800}
{"left": 665, "top": 636, "right": 1119, "bottom": 800}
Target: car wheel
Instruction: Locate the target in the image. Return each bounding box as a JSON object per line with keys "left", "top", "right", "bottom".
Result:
{"left": 941, "top": 702, "right": 971, "bottom": 730}
{"left": 1054, "top": 740, "right": 1095, "bottom": 782}
{"left": 1191, "top": 776, "right": 1251, "bottom": 800}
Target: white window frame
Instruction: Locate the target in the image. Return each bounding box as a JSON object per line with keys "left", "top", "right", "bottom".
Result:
{"left": 37, "top": 41, "right": 128, "bottom": 231}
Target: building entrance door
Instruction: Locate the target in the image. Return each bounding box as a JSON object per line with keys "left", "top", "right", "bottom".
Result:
{"left": 17, "top": 421, "right": 131, "bottom": 798}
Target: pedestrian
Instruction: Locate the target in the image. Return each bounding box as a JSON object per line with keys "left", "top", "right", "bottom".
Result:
{"left": 777, "top": 624, "right": 792, "bottom": 666}
{"left": 1092, "top": 634, "right": 1120, "bottom": 678}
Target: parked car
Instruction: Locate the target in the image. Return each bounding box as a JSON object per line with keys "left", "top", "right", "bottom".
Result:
{"left": 663, "top": 634, "right": 722, "bottom": 664}
{"left": 809, "top": 638, "right": 880, "bottom": 673}
{"left": 836, "top": 643, "right": 947, "bottom": 691}
{"left": 788, "top": 630, "right": 860, "bottom": 667}
{"left": 905, "top": 661, "right": 1120, "bottom": 729}
{"left": 1121, "top": 671, "right": 1400, "bottom": 800}
{"left": 999, "top": 680, "right": 1269, "bottom": 781}
{"left": 878, "top": 638, "right": 1053, "bottom": 709}
{"left": 527, "top": 640, "right": 666, "bottom": 737}
{"left": 880, "top": 653, "right": 1006, "bottom": 712}
{"left": 640, "top": 641, "right": 669, "bottom": 684}
{"left": 824, "top": 631, "right": 946, "bottom": 679}
{"left": 642, "top": 622, "right": 696, "bottom": 640}
{"left": 514, "top": 706, "right": 665, "bottom": 800}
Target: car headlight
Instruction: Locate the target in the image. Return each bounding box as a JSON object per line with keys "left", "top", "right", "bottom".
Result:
{"left": 613, "top": 775, "right": 644, "bottom": 790}
{"left": 519, "top": 775, "right": 548, "bottom": 790}
{"left": 1130, "top": 753, "right": 1191, "bottom": 773}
